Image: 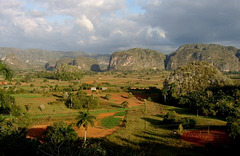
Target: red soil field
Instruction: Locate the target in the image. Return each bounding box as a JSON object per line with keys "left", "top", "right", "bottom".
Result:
{"left": 26, "top": 92, "right": 143, "bottom": 139}
{"left": 181, "top": 130, "right": 230, "bottom": 146}
{"left": 27, "top": 112, "right": 120, "bottom": 139}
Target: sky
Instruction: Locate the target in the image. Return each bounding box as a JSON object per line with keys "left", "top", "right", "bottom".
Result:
{"left": 0, "top": 0, "right": 240, "bottom": 54}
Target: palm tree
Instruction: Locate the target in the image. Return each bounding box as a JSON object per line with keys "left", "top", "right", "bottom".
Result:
{"left": 76, "top": 111, "right": 96, "bottom": 142}
{"left": 162, "top": 88, "right": 168, "bottom": 103}
{"left": 0, "top": 61, "right": 13, "bottom": 80}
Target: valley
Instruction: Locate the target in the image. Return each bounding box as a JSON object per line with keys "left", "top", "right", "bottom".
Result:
{"left": 0, "top": 67, "right": 237, "bottom": 155}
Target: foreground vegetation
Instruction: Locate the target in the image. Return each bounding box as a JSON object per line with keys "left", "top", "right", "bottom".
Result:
{"left": 0, "top": 62, "right": 239, "bottom": 155}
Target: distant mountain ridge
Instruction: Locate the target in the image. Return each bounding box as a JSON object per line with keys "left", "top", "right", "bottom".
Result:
{"left": 1, "top": 54, "right": 29, "bottom": 70}
{"left": 1, "top": 44, "right": 240, "bottom": 72}
{"left": 48, "top": 56, "right": 105, "bottom": 72}
{"left": 0, "top": 47, "right": 110, "bottom": 71}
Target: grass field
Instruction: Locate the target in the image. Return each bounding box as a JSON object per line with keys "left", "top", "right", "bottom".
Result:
{"left": 105, "top": 101, "right": 228, "bottom": 155}
{"left": 100, "top": 111, "right": 126, "bottom": 128}
{"left": 0, "top": 71, "right": 234, "bottom": 155}
{"left": 101, "top": 116, "right": 123, "bottom": 129}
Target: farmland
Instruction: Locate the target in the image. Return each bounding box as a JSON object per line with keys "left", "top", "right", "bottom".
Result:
{"left": 0, "top": 69, "right": 238, "bottom": 155}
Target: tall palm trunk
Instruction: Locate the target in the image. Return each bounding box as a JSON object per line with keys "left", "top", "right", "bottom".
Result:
{"left": 84, "top": 128, "right": 87, "bottom": 142}
{"left": 164, "top": 95, "right": 167, "bottom": 103}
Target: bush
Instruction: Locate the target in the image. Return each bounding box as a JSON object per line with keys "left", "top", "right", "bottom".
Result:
{"left": 163, "top": 111, "right": 178, "bottom": 123}
{"left": 79, "top": 83, "right": 94, "bottom": 90}
{"left": 0, "top": 90, "right": 19, "bottom": 115}
{"left": 128, "top": 92, "right": 133, "bottom": 99}
{"left": 147, "top": 97, "right": 152, "bottom": 102}
{"left": 180, "top": 117, "right": 197, "bottom": 129}
{"left": 43, "top": 121, "right": 78, "bottom": 144}
{"left": 121, "top": 101, "right": 129, "bottom": 108}
{"left": 227, "top": 109, "right": 240, "bottom": 141}
{"left": 227, "top": 121, "right": 240, "bottom": 141}
{"left": 105, "top": 94, "right": 112, "bottom": 101}
{"left": 24, "top": 105, "right": 31, "bottom": 111}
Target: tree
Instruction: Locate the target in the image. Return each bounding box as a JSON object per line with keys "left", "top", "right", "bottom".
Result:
{"left": 162, "top": 88, "right": 168, "bottom": 103}
{"left": 0, "top": 90, "right": 19, "bottom": 115}
{"left": 44, "top": 121, "right": 78, "bottom": 144}
{"left": 41, "top": 122, "right": 78, "bottom": 156}
{"left": 65, "top": 91, "right": 99, "bottom": 110}
{"left": 0, "top": 61, "right": 13, "bottom": 80}
{"left": 226, "top": 109, "right": 240, "bottom": 142}
{"left": 76, "top": 111, "right": 96, "bottom": 142}
{"left": 68, "top": 92, "right": 74, "bottom": 108}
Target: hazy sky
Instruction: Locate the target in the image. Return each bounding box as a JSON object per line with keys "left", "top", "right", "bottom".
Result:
{"left": 0, "top": 0, "right": 240, "bottom": 54}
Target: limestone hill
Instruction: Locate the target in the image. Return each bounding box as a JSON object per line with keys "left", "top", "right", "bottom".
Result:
{"left": 108, "top": 48, "right": 166, "bottom": 71}
{"left": 165, "top": 44, "right": 239, "bottom": 72}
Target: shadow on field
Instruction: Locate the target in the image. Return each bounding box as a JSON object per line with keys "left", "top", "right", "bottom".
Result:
{"left": 103, "top": 136, "right": 219, "bottom": 156}
{"left": 154, "top": 114, "right": 165, "bottom": 118}
{"left": 141, "top": 117, "right": 161, "bottom": 126}
{"left": 100, "top": 96, "right": 108, "bottom": 100}
{"left": 110, "top": 104, "right": 123, "bottom": 108}
{"left": 166, "top": 107, "right": 193, "bottom": 115}
{"left": 114, "top": 136, "right": 138, "bottom": 146}
{"left": 129, "top": 87, "right": 162, "bottom": 103}
{"left": 142, "top": 131, "right": 177, "bottom": 139}
{"left": 52, "top": 94, "right": 62, "bottom": 98}
{"left": 121, "top": 95, "right": 128, "bottom": 99}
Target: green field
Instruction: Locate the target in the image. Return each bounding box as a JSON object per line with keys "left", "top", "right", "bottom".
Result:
{"left": 101, "top": 116, "right": 123, "bottom": 129}
{"left": 105, "top": 101, "right": 227, "bottom": 155}
{"left": 0, "top": 71, "right": 235, "bottom": 155}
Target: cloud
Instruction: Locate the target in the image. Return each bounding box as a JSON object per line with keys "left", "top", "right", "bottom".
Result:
{"left": 0, "top": 0, "right": 239, "bottom": 54}
{"left": 140, "top": 0, "right": 240, "bottom": 46}
{"left": 75, "top": 15, "right": 94, "bottom": 32}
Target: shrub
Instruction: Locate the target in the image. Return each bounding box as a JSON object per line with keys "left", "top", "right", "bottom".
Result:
{"left": 227, "top": 121, "right": 240, "bottom": 141}
{"left": 105, "top": 94, "right": 112, "bottom": 101}
{"left": 79, "top": 83, "right": 94, "bottom": 90}
{"left": 121, "top": 101, "right": 129, "bottom": 108}
{"left": 24, "top": 105, "right": 30, "bottom": 111}
{"left": 163, "top": 111, "right": 178, "bottom": 123}
{"left": 0, "top": 90, "right": 19, "bottom": 115}
{"left": 147, "top": 97, "right": 152, "bottom": 102}
{"left": 128, "top": 92, "right": 133, "bottom": 99}
{"left": 227, "top": 109, "right": 240, "bottom": 141}
{"left": 180, "top": 117, "right": 197, "bottom": 129}
{"left": 43, "top": 121, "right": 78, "bottom": 144}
